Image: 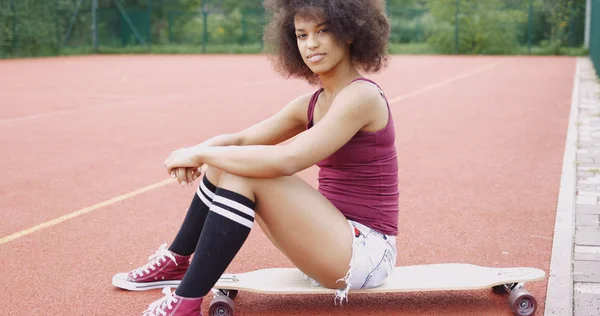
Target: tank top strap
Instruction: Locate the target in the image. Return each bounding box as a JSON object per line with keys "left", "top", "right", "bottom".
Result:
{"left": 350, "top": 78, "right": 385, "bottom": 97}
{"left": 350, "top": 77, "right": 391, "bottom": 110}
{"left": 306, "top": 88, "right": 324, "bottom": 129}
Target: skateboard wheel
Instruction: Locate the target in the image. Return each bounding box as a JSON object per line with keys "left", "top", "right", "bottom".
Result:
{"left": 209, "top": 295, "right": 235, "bottom": 316}
{"left": 508, "top": 289, "right": 536, "bottom": 316}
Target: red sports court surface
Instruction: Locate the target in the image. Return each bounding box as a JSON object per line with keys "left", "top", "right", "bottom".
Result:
{"left": 0, "top": 54, "right": 575, "bottom": 315}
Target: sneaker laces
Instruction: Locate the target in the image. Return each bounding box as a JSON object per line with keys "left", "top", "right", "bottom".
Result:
{"left": 132, "top": 243, "right": 178, "bottom": 278}
{"left": 143, "top": 287, "right": 179, "bottom": 316}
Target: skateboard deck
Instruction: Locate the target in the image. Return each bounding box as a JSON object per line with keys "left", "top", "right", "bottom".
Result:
{"left": 214, "top": 263, "right": 544, "bottom": 294}
{"left": 210, "top": 263, "right": 546, "bottom": 316}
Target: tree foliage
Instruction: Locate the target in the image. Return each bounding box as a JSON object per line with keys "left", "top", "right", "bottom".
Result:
{"left": 425, "top": 0, "right": 528, "bottom": 54}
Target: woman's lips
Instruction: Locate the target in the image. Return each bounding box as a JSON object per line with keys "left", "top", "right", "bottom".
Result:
{"left": 307, "top": 53, "right": 326, "bottom": 63}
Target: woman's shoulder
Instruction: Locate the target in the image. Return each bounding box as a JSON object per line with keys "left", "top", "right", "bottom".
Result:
{"left": 347, "top": 78, "right": 385, "bottom": 96}
{"left": 335, "top": 79, "right": 386, "bottom": 109}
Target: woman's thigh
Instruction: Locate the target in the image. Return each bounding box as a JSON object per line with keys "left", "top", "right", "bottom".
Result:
{"left": 218, "top": 171, "right": 353, "bottom": 290}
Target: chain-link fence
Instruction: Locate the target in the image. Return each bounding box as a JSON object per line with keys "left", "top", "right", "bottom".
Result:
{"left": 0, "top": 0, "right": 589, "bottom": 58}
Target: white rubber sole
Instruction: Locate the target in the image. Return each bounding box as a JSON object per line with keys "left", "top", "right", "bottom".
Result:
{"left": 112, "top": 273, "right": 182, "bottom": 291}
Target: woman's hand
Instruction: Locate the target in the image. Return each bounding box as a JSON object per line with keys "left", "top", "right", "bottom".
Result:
{"left": 169, "top": 167, "right": 202, "bottom": 186}
{"left": 165, "top": 147, "right": 203, "bottom": 186}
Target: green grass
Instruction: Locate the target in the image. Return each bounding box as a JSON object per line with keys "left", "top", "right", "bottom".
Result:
{"left": 389, "top": 43, "right": 436, "bottom": 55}
{"left": 523, "top": 45, "right": 589, "bottom": 56}
{"left": 389, "top": 43, "right": 588, "bottom": 56}
{"left": 57, "top": 43, "right": 264, "bottom": 55}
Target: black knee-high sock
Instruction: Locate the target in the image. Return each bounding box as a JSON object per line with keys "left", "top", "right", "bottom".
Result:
{"left": 175, "top": 187, "right": 255, "bottom": 297}
{"left": 168, "top": 175, "right": 217, "bottom": 256}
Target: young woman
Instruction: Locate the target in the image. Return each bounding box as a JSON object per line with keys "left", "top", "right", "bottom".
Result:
{"left": 112, "top": 1, "right": 399, "bottom": 315}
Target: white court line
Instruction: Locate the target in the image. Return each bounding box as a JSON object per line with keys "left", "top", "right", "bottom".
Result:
{"left": 0, "top": 179, "right": 175, "bottom": 245}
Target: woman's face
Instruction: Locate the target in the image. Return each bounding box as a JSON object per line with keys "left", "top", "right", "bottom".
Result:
{"left": 294, "top": 13, "right": 351, "bottom": 76}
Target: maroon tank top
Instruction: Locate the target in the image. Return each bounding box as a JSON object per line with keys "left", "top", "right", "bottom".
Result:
{"left": 306, "top": 78, "right": 399, "bottom": 236}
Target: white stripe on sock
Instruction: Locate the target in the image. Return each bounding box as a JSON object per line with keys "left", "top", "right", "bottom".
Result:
{"left": 213, "top": 196, "right": 255, "bottom": 219}
{"left": 200, "top": 180, "right": 215, "bottom": 199}
{"left": 196, "top": 186, "right": 212, "bottom": 207}
{"left": 210, "top": 205, "right": 254, "bottom": 228}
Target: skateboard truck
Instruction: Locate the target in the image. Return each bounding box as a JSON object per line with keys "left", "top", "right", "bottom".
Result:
{"left": 493, "top": 282, "right": 522, "bottom": 294}
{"left": 210, "top": 275, "right": 240, "bottom": 304}
{"left": 215, "top": 275, "right": 239, "bottom": 283}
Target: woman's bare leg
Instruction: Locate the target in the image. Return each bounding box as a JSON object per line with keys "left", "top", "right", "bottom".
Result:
{"left": 216, "top": 170, "right": 353, "bottom": 289}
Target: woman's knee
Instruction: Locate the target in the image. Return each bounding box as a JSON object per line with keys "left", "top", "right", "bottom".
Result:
{"left": 215, "top": 171, "right": 256, "bottom": 200}
{"left": 204, "top": 165, "right": 223, "bottom": 185}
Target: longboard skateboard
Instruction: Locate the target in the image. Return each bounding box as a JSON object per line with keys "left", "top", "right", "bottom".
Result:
{"left": 210, "top": 263, "right": 546, "bottom": 316}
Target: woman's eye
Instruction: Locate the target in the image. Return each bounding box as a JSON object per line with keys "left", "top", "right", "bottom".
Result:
{"left": 297, "top": 34, "right": 306, "bottom": 39}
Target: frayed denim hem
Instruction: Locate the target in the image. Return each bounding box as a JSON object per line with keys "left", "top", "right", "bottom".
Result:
{"left": 333, "top": 220, "right": 359, "bottom": 306}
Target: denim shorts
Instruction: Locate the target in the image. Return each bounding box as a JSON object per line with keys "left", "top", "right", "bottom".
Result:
{"left": 302, "top": 220, "right": 398, "bottom": 304}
